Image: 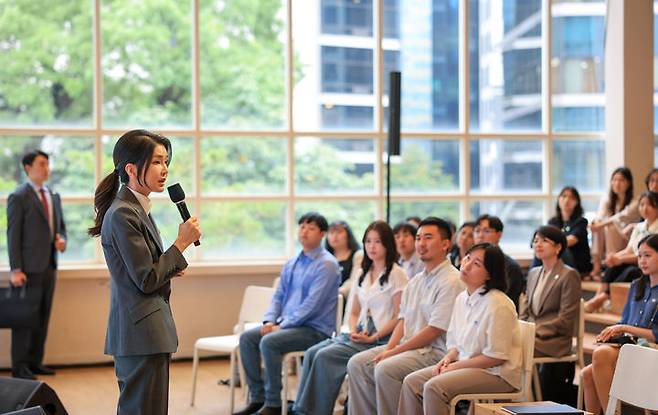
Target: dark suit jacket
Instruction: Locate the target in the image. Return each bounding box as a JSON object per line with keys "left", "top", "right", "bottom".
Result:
{"left": 101, "top": 186, "right": 188, "bottom": 357}
{"left": 7, "top": 182, "right": 66, "bottom": 273}
{"left": 520, "top": 259, "right": 581, "bottom": 357}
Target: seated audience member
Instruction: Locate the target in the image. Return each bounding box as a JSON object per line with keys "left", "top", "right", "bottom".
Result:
{"left": 590, "top": 167, "right": 640, "bottom": 279}
{"left": 293, "top": 221, "right": 407, "bottom": 415}
{"left": 647, "top": 168, "right": 658, "bottom": 193}
{"left": 406, "top": 216, "right": 422, "bottom": 227}
{"left": 581, "top": 234, "right": 658, "bottom": 415}
{"left": 234, "top": 212, "right": 340, "bottom": 415}
{"left": 548, "top": 186, "right": 592, "bottom": 275}
{"left": 449, "top": 221, "right": 476, "bottom": 269}
{"left": 394, "top": 221, "right": 424, "bottom": 279}
{"left": 585, "top": 191, "right": 658, "bottom": 313}
{"left": 474, "top": 214, "right": 524, "bottom": 310}
{"left": 521, "top": 225, "right": 581, "bottom": 404}
{"left": 347, "top": 217, "right": 463, "bottom": 415}
{"left": 399, "top": 243, "right": 521, "bottom": 415}
{"left": 325, "top": 220, "right": 363, "bottom": 302}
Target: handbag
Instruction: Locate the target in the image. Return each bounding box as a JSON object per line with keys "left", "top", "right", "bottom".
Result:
{"left": 0, "top": 277, "right": 42, "bottom": 329}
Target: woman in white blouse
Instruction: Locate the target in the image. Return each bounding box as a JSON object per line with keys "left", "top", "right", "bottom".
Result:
{"left": 398, "top": 242, "right": 521, "bottom": 415}
{"left": 292, "top": 220, "right": 408, "bottom": 415}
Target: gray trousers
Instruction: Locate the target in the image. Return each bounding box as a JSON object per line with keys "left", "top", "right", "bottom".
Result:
{"left": 346, "top": 345, "right": 442, "bottom": 415}
{"left": 114, "top": 353, "right": 170, "bottom": 415}
{"left": 398, "top": 366, "right": 515, "bottom": 415}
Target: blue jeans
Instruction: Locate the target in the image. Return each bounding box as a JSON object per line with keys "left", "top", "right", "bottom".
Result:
{"left": 294, "top": 318, "right": 388, "bottom": 415}
{"left": 239, "top": 326, "right": 327, "bottom": 407}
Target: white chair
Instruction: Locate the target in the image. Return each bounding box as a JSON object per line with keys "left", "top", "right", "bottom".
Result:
{"left": 190, "top": 285, "right": 275, "bottom": 412}
{"left": 532, "top": 299, "right": 585, "bottom": 401}
{"left": 448, "top": 320, "right": 536, "bottom": 415}
{"left": 604, "top": 344, "right": 658, "bottom": 415}
{"left": 281, "top": 294, "right": 344, "bottom": 415}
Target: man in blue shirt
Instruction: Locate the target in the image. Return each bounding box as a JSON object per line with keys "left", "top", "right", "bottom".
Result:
{"left": 234, "top": 212, "right": 340, "bottom": 415}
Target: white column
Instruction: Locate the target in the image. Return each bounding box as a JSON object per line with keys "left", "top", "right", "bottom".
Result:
{"left": 605, "top": 0, "right": 654, "bottom": 190}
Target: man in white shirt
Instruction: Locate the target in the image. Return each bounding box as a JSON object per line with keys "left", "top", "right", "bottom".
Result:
{"left": 347, "top": 217, "right": 464, "bottom": 415}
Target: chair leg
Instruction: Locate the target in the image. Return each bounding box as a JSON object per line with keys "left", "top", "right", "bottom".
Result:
{"left": 230, "top": 350, "right": 236, "bottom": 413}
{"left": 191, "top": 347, "right": 200, "bottom": 406}
{"left": 576, "top": 371, "right": 584, "bottom": 410}
{"left": 532, "top": 365, "right": 543, "bottom": 401}
{"left": 282, "top": 363, "right": 289, "bottom": 415}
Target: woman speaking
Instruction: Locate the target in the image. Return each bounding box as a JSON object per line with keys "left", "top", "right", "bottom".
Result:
{"left": 89, "top": 129, "right": 201, "bottom": 415}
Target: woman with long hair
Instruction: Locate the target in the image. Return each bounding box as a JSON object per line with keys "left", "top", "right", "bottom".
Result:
{"left": 325, "top": 220, "right": 363, "bottom": 304}
{"left": 581, "top": 234, "right": 658, "bottom": 414}
{"left": 292, "top": 220, "right": 407, "bottom": 415}
{"left": 585, "top": 191, "right": 658, "bottom": 312}
{"left": 547, "top": 186, "right": 592, "bottom": 274}
{"left": 590, "top": 167, "right": 640, "bottom": 279}
{"left": 89, "top": 129, "right": 201, "bottom": 415}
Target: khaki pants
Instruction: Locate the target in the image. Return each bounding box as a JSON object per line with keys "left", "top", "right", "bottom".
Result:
{"left": 347, "top": 345, "right": 442, "bottom": 415}
{"left": 398, "top": 366, "right": 515, "bottom": 415}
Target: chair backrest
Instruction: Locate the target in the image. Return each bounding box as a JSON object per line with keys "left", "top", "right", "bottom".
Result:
{"left": 605, "top": 344, "right": 658, "bottom": 414}
{"left": 335, "top": 294, "right": 344, "bottom": 335}
{"left": 518, "top": 320, "right": 536, "bottom": 401}
{"left": 574, "top": 298, "right": 585, "bottom": 366}
{"left": 237, "top": 285, "right": 275, "bottom": 330}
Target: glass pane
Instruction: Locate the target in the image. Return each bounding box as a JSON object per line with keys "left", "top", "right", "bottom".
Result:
{"left": 202, "top": 137, "right": 286, "bottom": 195}
{"left": 102, "top": 135, "right": 194, "bottom": 199}
{"left": 293, "top": 0, "right": 375, "bottom": 131}
{"left": 151, "top": 202, "right": 194, "bottom": 262}
{"left": 551, "top": 1, "right": 605, "bottom": 132}
{"left": 201, "top": 201, "right": 287, "bottom": 259}
{"left": 384, "top": 0, "right": 460, "bottom": 131}
{"left": 0, "top": 136, "right": 95, "bottom": 196}
{"left": 101, "top": 1, "right": 192, "bottom": 128}
{"left": 470, "top": 200, "right": 544, "bottom": 252}
{"left": 389, "top": 201, "right": 460, "bottom": 225}
{"left": 470, "top": 140, "right": 543, "bottom": 193}
{"left": 0, "top": 2, "right": 93, "bottom": 127}
{"left": 200, "top": 0, "right": 286, "bottom": 129}
{"left": 295, "top": 201, "right": 376, "bottom": 241}
{"left": 552, "top": 140, "right": 605, "bottom": 192}
{"left": 0, "top": 203, "right": 6, "bottom": 265}
{"left": 59, "top": 203, "right": 96, "bottom": 262}
{"left": 295, "top": 138, "right": 375, "bottom": 195}
{"left": 469, "top": 0, "right": 543, "bottom": 131}
{"left": 390, "top": 139, "right": 460, "bottom": 193}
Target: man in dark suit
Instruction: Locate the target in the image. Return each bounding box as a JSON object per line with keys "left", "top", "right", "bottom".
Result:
{"left": 7, "top": 150, "right": 67, "bottom": 380}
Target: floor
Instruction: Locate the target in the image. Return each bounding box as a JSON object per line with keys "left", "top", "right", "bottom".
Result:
{"left": 0, "top": 357, "right": 255, "bottom": 415}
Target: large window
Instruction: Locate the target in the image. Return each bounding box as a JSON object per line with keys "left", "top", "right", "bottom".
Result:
{"left": 0, "top": 0, "right": 608, "bottom": 264}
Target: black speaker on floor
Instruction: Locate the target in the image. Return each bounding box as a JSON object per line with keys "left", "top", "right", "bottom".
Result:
{"left": 0, "top": 377, "right": 67, "bottom": 415}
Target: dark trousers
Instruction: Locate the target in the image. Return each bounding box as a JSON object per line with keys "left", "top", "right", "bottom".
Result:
{"left": 114, "top": 353, "right": 171, "bottom": 415}
{"left": 538, "top": 361, "right": 576, "bottom": 406}
{"left": 11, "top": 265, "right": 56, "bottom": 371}
{"left": 602, "top": 265, "right": 642, "bottom": 292}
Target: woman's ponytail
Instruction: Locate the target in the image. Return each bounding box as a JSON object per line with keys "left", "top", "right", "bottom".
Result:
{"left": 88, "top": 170, "right": 120, "bottom": 237}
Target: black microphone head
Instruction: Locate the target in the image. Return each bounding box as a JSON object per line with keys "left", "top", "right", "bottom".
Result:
{"left": 167, "top": 183, "right": 185, "bottom": 203}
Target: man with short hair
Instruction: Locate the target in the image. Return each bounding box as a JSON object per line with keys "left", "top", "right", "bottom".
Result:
{"left": 233, "top": 212, "right": 340, "bottom": 415}
{"left": 393, "top": 222, "right": 424, "bottom": 279}
{"left": 7, "top": 150, "right": 67, "bottom": 380}
{"left": 347, "top": 217, "right": 464, "bottom": 415}
{"left": 473, "top": 214, "right": 524, "bottom": 310}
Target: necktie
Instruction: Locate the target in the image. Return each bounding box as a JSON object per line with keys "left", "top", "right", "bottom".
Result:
{"left": 39, "top": 188, "right": 52, "bottom": 233}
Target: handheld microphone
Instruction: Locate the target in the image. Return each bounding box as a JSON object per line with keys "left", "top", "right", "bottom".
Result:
{"left": 167, "top": 183, "right": 200, "bottom": 246}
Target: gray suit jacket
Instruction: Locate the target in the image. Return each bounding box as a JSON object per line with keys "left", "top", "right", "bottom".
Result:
{"left": 520, "top": 259, "right": 581, "bottom": 357}
{"left": 7, "top": 182, "right": 66, "bottom": 273}
{"left": 102, "top": 186, "right": 188, "bottom": 357}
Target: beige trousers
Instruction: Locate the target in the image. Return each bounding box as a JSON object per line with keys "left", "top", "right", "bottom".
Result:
{"left": 398, "top": 366, "right": 516, "bottom": 415}
{"left": 346, "top": 345, "right": 442, "bottom": 415}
